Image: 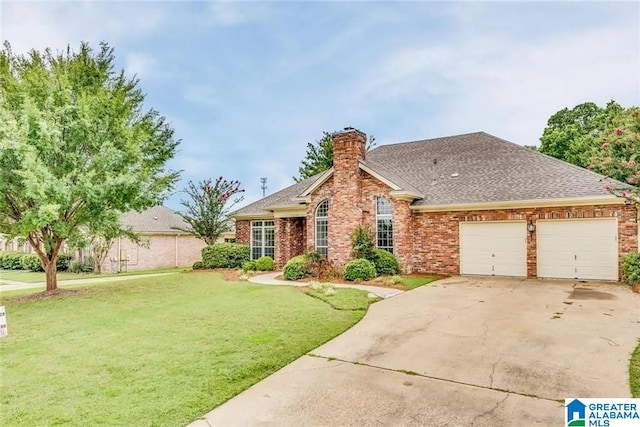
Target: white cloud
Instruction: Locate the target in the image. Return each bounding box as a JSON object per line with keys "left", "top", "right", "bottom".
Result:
{"left": 1, "top": 2, "right": 166, "bottom": 53}
{"left": 209, "top": 2, "right": 246, "bottom": 26}
{"left": 348, "top": 23, "right": 639, "bottom": 146}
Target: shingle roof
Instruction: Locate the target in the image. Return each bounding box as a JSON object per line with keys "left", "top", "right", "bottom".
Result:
{"left": 232, "top": 131, "right": 625, "bottom": 215}
{"left": 232, "top": 174, "right": 321, "bottom": 216}
{"left": 367, "top": 132, "right": 625, "bottom": 206}
{"left": 120, "top": 206, "right": 190, "bottom": 233}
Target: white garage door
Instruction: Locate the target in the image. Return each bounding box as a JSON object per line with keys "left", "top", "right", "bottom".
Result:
{"left": 459, "top": 222, "right": 527, "bottom": 277}
{"left": 537, "top": 218, "right": 618, "bottom": 281}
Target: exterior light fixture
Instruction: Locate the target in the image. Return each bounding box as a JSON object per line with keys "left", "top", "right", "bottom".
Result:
{"left": 527, "top": 220, "right": 536, "bottom": 233}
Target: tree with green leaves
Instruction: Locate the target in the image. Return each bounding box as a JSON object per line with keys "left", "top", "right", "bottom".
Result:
{"left": 589, "top": 107, "right": 640, "bottom": 206}
{"left": 539, "top": 101, "right": 623, "bottom": 168}
{"left": 175, "top": 177, "right": 245, "bottom": 245}
{"left": 0, "top": 42, "right": 179, "bottom": 292}
{"left": 294, "top": 131, "right": 376, "bottom": 182}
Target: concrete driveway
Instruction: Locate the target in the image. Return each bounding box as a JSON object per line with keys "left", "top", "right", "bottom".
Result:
{"left": 192, "top": 277, "right": 640, "bottom": 426}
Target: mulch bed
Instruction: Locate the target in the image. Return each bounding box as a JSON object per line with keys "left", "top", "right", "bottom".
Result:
{"left": 274, "top": 273, "right": 444, "bottom": 290}
{"left": 633, "top": 284, "right": 640, "bottom": 294}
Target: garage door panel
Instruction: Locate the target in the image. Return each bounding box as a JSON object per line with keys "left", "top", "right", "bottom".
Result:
{"left": 537, "top": 219, "right": 618, "bottom": 281}
{"left": 460, "top": 222, "right": 527, "bottom": 277}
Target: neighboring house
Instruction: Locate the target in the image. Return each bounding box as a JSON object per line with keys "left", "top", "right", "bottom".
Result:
{"left": 102, "top": 206, "right": 207, "bottom": 272}
{"left": 231, "top": 129, "right": 639, "bottom": 281}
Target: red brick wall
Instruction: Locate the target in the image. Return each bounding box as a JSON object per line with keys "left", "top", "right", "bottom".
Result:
{"left": 235, "top": 220, "right": 250, "bottom": 245}
{"left": 275, "top": 217, "right": 306, "bottom": 269}
{"left": 411, "top": 204, "right": 639, "bottom": 278}
{"left": 329, "top": 129, "right": 367, "bottom": 265}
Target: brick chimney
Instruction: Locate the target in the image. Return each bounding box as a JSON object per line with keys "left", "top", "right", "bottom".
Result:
{"left": 329, "top": 127, "right": 367, "bottom": 265}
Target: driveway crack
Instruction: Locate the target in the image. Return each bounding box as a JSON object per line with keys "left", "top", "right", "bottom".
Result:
{"left": 471, "top": 394, "right": 509, "bottom": 425}
{"left": 307, "top": 354, "right": 561, "bottom": 403}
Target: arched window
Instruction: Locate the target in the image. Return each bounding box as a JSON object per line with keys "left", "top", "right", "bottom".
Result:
{"left": 315, "top": 200, "right": 329, "bottom": 257}
{"left": 376, "top": 197, "right": 393, "bottom": 253}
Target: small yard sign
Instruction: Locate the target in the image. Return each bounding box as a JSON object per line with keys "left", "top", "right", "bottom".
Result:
{"left": 0, "top": 306, "right": 7, "bottom": 337}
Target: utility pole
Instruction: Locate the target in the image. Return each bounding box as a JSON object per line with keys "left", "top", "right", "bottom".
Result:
{"left": 260, "top": 177, "right": 267, "bottom": 198}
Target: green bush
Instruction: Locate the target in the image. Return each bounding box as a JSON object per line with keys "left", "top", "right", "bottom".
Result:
{"left": 283, "top": 255, "right": 308, "bottom": 281}
{"left": 623, "top": 253, "right": 640, "bottom": 286}
{"left": 255, "top": 256, "right": 274, "bottom": 271}
{"left": 242, "top": 260, "right": 257, "bottom": 272}
{"left": 57, "top": 254, "right": 71, "bottom": 271}
{"left": 0, "top": 252, "right": 25, "bottom": 270}
{"left": 192, "top": 261, "right": 204, "bottom": 270}
{"left": 20, "top": 254, "right": 44, "bottom": 272}
{"left": 343, "top": 258, "right": 377, "bottom": 281}
{"left": 201, "top": 243, "right": 250, "bottom": 269}
{"left": 373, "top": 249, "right": 400, "bottom": 275}
{"left": 69, "top": 257, "right": 94, "bottom": 273}
{"left": 350, "top": 225, "right": 376, "bottom": 260}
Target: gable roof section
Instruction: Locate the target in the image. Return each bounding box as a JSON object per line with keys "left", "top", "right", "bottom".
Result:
{"left": 120, "top": 205, "right": 190, "bottom": 234}
{"left": 366, "top": 132, "right": 625, "bottom": 207}
{"left": 231, "top": 131, "right": 627, "bottom": 217}
{"left": 232, "top": 174, "right": 321, "bottom": 218}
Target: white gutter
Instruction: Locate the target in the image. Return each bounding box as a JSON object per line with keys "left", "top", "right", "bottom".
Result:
{"left": 410, "top": 195, "right": 625, "bottom": 212}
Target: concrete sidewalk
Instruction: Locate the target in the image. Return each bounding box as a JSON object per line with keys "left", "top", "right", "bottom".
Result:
{"left": 0, "top": 272, "right": 178, "bottom": 292}
{"left": 249, "top": 272, "right": 404, "bottom": 299}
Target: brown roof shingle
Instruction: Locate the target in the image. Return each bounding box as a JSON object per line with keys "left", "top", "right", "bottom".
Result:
{"left": 232, "top": 132, "right": 625, "bottom": 215}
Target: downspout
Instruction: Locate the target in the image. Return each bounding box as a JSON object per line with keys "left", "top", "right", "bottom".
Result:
{"left": 175, "top": 234, "right": 178, "bottom": 267}
{"left": 117, "top": 237, "right": 121, "bottom": 272}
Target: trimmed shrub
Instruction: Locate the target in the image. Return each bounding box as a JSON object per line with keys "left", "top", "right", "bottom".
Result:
{"left": 350, "top": 225, "right": 376, "bottom": 261}
{"left": 242, "top": 260, "right": 257, "bottom": 272}
{"left": 57, "top": 254, "right": 71, "bottom": 271}
{"left": 20, "top": 254, "right": 44, "bottom": 272}
{"left": 283, "top": 255, "right": 308, "bottom": 281}
{"left": 623, "top": 253, "right": 640, "bottom": 286}
{"left": 343, "top": 258, "right": 377, "bottom": 281}
{"left": 192, "top": 261, "right": 204, "bottom": 270}
{"left": 255, "top": 256, "right": 275, "bottom": 271}
{"left": 201, "top": 243, "right": 250, "bottom": 269}
{"left": 69, "top": 257, "right": 94, "bottom": 273}
{"left": 373, "top": 249, "right": 400, "bottom": 275}
{"left": 0, "top": 252, "right": 24, "bottom": 270}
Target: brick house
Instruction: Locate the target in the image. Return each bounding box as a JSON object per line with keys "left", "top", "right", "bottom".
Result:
{"left": 101, "top": 206, "right": 210, "bottom": 272}
{"left": 231, "top": 129, "right": 638, "bottom": 281}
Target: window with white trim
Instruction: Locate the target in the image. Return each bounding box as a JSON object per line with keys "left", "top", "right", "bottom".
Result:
{"left": 376, "top": 197, "right": 393, "bottom": 253}
{"left": 315, "top": 200, "right": 329, "bottom": 257}
{"left": 251, "top": 220, "right": 275, "bottom": 260}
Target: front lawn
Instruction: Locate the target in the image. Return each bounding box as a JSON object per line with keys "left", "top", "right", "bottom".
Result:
{"left": 0, "top": 266, "right": 185, "bottom": 283}
{"left": 399, "top": 275, "right": 441, "bottom": 290}
{"left": 0, "top": 272, "right": 367, "bottom": 426}
{"left": 631, "top": 340, "right": 640, "bottom": 397}
{"left": 306, "top": 286, "right": 380, "bottom": 310}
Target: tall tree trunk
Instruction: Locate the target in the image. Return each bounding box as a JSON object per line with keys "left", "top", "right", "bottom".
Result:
{"left": 45, "top": 259, "right": 58, "bottom": 292}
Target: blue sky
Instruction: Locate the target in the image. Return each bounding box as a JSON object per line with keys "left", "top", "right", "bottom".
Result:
{"left": 2, "top": 1, "right": 639, "bottom": 210}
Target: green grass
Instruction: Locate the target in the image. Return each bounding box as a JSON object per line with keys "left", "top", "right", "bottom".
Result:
{"left": 306, "top": 287, "right": 379, "bottom": 310}
{"left": 400, "top": 275, "right": 440, "bottom": 290}
{"left": 0, "top": 272, "right": 365, "bottom": 426}
{"left": 0, "top": 267, "right": 185, "bottom": 283}
{"left": 631, "top": 340, "right": 640, "bottom": 397}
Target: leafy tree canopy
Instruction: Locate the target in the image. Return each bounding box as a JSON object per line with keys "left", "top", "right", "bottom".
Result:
{"left": 539, "top": 101, "right": 623, "bottom": 167}
{"left": 0, "top": 42, "right": 179, "bottom": 291}
{"left": 175, "top": 177, "right": 245, "bottom": 245}
{"left": 590, "top": 107, "right": 640, "bottom": 206}
{"left": 294, "top": 131, "right": 376, "bottom": 182}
